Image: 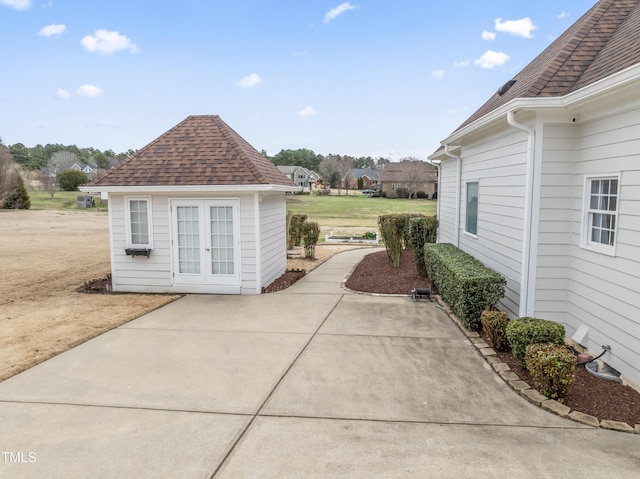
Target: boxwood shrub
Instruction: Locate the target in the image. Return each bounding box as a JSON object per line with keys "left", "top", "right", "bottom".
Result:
{"left": 481, "top": 310, "right": 510, "bottom": 351}
{"left": 525, "top": 343, "right": 576, "bottom": 399}
{"left": 505, "top": 317, "right": 565, "bottom": 367}
{"left": 423, "top": 243, "right": 506, "bottom": 330}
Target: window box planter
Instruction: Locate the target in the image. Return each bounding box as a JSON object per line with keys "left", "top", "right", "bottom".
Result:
{"left": 125, "top": 248, "right": 152, "bottom": 258}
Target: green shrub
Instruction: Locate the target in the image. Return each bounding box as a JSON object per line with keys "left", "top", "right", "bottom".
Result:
{"left": 525, "top": 343, "right": 576, "bottom": 399}
{"left": 396, "top": 187, "right": 408, "bottom": 198}
{"left": 409, "top": 216, "right": 438, "bottom": 276}
{"left": 505, "top": 317, "right": 565, "bottom": 367}
{"left": 289, "top": 214, "right": 308, "bottom": 247}
{"left": 423, "top": 243, "right": 506, "bottom": 331}
{"left": 481, "top": 310, "right": 510, "bottom": 351}
{"left": 1, "top": 174, "right": 31, "bottom": 209}
{"left": 378, "top": 214, "right": 425, "bottom": 267}
{"left": 363, "top": 231, "right": 377, "bottom": 240}
{"left": 57, "top": 169, "right": 88, "bottom": 191}
{"left": 302, "top": 221, "right": 320, "bottom": 259}
{"left": 416, "top": 191, "right": 427, "bottom": 199}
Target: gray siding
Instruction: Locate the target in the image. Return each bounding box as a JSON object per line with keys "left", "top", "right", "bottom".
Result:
{"left": 457, "top": 129, "right": 528, "bottom": 318}
{"left": 437, "top": 159, "right": 457, "bottom": 244}
{"left": 563, "top": 108, "right": 640, "bottom": 384}
{"left": 259, "top": 193, "right": 288, "bottom": 289}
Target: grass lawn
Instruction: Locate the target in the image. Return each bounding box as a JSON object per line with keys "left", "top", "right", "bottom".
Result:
{"left": 286, "top": 194, "right": 437, "bottom": 231}
{"left": 28, "top": 190, "right": 107, "bottom": 210}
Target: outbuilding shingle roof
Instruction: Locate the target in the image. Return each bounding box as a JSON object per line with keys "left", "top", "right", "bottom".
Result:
{"left": 92, "top": 115, "right": 296, "bottom": 188}
{"left": 456, "top": 0, "right": 640, "bottom": 131}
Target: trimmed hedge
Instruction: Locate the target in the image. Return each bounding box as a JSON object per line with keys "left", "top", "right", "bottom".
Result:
{"left": 505, "top": 317, "right": 565, "bottom": 368}
{"left": 525, "top": 343, "right": 576, "bottom": 399}
{"left": 409, "top": 216, "right": 438, "bottom": 276}
{"left": 423, "top": 243, "right": 506, "bottom": 330}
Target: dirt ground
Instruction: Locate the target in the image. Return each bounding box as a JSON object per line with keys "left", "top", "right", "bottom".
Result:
{"left": 0, "top": 210, "right": 368, "bottom": 383}
{"left": 0, "top": 210, "right": 181, "bottom": 382}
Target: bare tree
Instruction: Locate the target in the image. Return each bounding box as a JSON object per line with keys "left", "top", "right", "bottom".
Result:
{"left": 397, "top": 158, "right": 435, "bottom": 198}
{"left": 337, "top": 156, "right": 354, "bottom": 195}
{"left": 49, "top": 150, "right": 78, "bottom": 175}
{"left": 319, "top": 155, "right": 341, "bottom": 189}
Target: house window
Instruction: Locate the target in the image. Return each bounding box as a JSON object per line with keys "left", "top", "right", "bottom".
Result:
{"left": 126, "top": 196, "right": 153, "bottom": 248}
{"left": 465, "top": 181, "right": 478, "bottom": 236}
{"left": 583, "top": 175, "right": 619, "bottom": 254}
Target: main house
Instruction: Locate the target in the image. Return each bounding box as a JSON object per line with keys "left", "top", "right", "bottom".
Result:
{"left": 82, "top": 115, "right": 299, "bottom": 295}
{"left": 430, "top": 0, "right": 640, "bottom": 385}
{"left": 380, "top": 160, "right": 437, "bottom": 198}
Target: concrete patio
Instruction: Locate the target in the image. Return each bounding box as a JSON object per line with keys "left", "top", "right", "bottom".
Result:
{"left": 1, "top": 248, "right": 638, "bottom": 478}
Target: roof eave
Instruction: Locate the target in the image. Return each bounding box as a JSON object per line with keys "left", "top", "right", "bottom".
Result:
{"left": 80, "top": 184, "right": 302, "bottom": 194}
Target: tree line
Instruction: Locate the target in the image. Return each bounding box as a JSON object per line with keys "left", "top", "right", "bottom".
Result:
{"left": 7, "top": 142, "right": 134, "bottom": 171}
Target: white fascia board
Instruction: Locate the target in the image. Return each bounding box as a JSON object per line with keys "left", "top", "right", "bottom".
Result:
{"left": 437, "top": 63, "right": 640, "bottom": 147}
{"left": 79, "top": 184, "right": 302, "bottom": 194}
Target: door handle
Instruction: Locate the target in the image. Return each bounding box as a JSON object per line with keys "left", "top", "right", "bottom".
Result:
{"left": 205, "top": 248, "right": 210, "bottom": 251}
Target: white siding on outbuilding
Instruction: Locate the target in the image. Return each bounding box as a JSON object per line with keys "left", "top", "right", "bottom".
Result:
{"left": 259, "top": 193, "right": 288, "bottom": 290}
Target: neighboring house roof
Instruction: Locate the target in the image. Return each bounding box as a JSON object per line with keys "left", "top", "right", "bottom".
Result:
{"left": 91, "top": 115, "right": 296, "bottom": 188}
{"left": 350, "top": 168, "right": 380, "bottom": 180}
{"left": 381, "top": 161, "right": 437, "bottom": 183}
{"left": 456, "top": 0, "right": 640, "bottom": 132}
{"left": 277, "top": 165, "right": 307, "bottom": 175}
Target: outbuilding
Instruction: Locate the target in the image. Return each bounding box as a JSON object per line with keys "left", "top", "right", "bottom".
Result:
{"left": 82, "top": 115, "right": 299, "bottom": 294}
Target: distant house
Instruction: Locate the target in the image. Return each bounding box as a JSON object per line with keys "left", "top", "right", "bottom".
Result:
{"left": 276, "top": 165, "right": 319, "bottom": 191}
{"left": 429, "top": 0, "right": 640, "bottom": 385}
{"left": 70, "top": 162, "right": 98, "bottom": 181}
{"left": 380, "top": 161, "right": 437, "bottom": 198}
{"left": 81, "top": 115, "right": 300, "bottom": 295}
{"left": 345, "top": 168, "right": 380, "bottom": 190}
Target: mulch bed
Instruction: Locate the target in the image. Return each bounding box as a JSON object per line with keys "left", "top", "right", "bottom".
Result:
{"left": 261, "top": 269, "right": 306, "bottom": 293}
{"left": 344, "top": 249, "right": 433, "bottom": 295}
{"left": 482, "top": 331, "right": 640, "bottom": 426}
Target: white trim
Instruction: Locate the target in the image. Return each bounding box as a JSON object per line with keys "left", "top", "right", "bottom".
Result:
{"left": 124, "top": 195, "right": 153, "bottom": 249}
{"left": 443, "top": 145, "right": 461, "bottom": 246}
{"left": 581, "top": 173, "right": 621, "bottom": 257}
{"left": 106, "top": 193, "right": 118, "bottom": 290}
{"left": 81, "top": 184, "right": 301, "bottom": 194}
{"left": 254, "top": 192, "right": 262, "bottom": 294}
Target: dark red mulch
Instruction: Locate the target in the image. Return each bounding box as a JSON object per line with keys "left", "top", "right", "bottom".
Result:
{"left": 262, "top": 269, "right": 306, "bottom": 293}
{"left": 345, "top": 249, "right": 433, "bottom": 295}
{"left": 481, "top": 331, "right": 640, "bottom": 426}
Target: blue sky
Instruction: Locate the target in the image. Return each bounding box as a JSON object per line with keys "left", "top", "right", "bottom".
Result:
{"left": 0, "top": 0, "right": 594, "bottom": 160}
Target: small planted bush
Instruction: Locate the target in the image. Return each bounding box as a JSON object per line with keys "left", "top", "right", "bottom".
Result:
{"left": 505, "top": 317, "right": 565, "bottom": 367}
{"left": 409, "top": 216, "right": 438, "bottom": 276}
{"left": 378, "top": 213, "right": 425, "bottom": 267}
{"left": 525, "top": 343, "right": 576, "bottom": 399}
{"left": 481, "top": 310, "right": 510, "bottom": 351}
{"left": 423, "top": 243, "right": 506, "bottom": 331}
{"left": 289, "top": 214, "right": 308, "bottom": 247}
{"left": 416, "top": 191, "right": 427, "bottom": 199}
{"left": 302, "top": 221, "right": 320, "bottom": 259}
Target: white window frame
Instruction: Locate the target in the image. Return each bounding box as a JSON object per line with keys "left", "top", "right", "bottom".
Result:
{"left": 125, "top": 195, "right": 153, "bottom": 249}
{"left": 464, "top": 181, "right": 479, "bottom": 238}
{"left": 581, "top": 174, "right": 620, "bottom": 256}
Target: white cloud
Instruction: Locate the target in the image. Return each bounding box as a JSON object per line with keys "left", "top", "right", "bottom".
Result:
{"left": 0, "top": 0, "right": 31, "bottom": 10}
{"left": 38, "top": 24, "right": 66, "bottom": 37}
{"left": 495, "top": 17, "right": 537, "bottom": 39}
{"left": 474, "top": 50, "right": 510, "bottom": 69}
{"left": 481, "top": 30, "right": 496, "bottom": 41}
{"left": 297, "top": 106, "right": 317, "bottom": 118}
{"left": 558, "top": 11, "right": 569, "bottom": 19}
{"left": 432, "top": 70, "right": 444, "bottom": 79}
{"left": 454, "top": 59, "right": 470, "bottom": 68}
{"left": 56, "top": 89, "right": 70, "bottom": 100}
{"left": 81, "top": 29, "right": 138, "bottom": 55}
{"left": 236, "top": 73, "right": 262, "bottom": 88}
{"left": 324, "top": 2, "right": 356, "bottom": 24}
{"left": 76, "top": 84, "right": 103, "bottom": 97}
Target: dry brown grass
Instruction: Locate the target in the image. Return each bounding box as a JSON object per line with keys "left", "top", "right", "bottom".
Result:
{"left": 0, "top": 210, "right": 180, "bottom": 382}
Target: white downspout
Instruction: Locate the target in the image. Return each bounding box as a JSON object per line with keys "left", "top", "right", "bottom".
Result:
{"left": 507, "top": 110, "right": 536, "bottom": 317}
{"left": 426, "top": 159, "right": 441, "bottom": 241}
{"left": 443, "top": 144, "right": 462, "bottom": 247}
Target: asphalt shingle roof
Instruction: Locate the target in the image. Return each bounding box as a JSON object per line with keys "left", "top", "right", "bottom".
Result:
{"left": 456, "top": 0, "right": 640, "bottom": 131}
{"left": 92, "top": 115, "right": 296, "bottom": 188}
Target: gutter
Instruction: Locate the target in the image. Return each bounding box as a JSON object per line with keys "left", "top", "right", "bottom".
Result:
{"left": 443, "top": 144, "right": 462, "bottom": 247}
{"left": 507, "top": 110, "right": 537, "bottom": 317}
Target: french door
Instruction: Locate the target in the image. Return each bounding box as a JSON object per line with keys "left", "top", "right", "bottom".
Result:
{"left": 171, "top": 199, "right": 240, "bottom": 291}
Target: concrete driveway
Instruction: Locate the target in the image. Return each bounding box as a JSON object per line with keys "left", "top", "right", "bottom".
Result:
{"left": 1, "top": 248, "right": 638, "bottom": 478}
